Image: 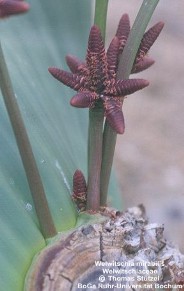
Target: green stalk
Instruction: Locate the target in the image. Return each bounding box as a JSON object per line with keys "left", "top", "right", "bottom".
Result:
{"left": 0, "top": 43, "right": 57, "bottom": 239}
{"left": 86, "top": 0, "right": 108, "bottom": 210}
{"left": 100, "top": 123, "right": 117, "bottom": 206}
{"left": 87, "top": 106, "right": 104, "bottom": 210}
{"left": 100, "top": 0, "right": 160, "bottom": 206}
{"left": 117, "top": 0, "right": 160, "bottom": 79}
{"left": 94, "top": 0, "right": 109, "bottom": 39}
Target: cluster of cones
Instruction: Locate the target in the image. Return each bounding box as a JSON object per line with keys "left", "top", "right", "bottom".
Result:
{"left": 49, "top": 14, "right": 164, "bottom": 134}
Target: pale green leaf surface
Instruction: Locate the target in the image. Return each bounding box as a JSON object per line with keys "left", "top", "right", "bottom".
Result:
{"left": 0, "top": 0, "right": 121, "bottom": 290}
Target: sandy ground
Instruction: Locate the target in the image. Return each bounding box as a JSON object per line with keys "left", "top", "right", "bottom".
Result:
{"left": 106, "top": 1, "right": 184, "bottom": 251}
